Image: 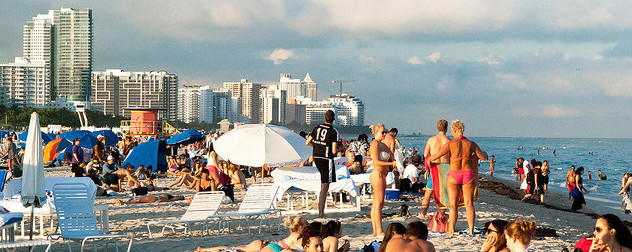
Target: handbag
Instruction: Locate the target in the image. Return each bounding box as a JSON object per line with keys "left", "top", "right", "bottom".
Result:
{"left": 428, "top": 210, "right": 448, "bottom": 232}
{"left": 570, "top": 187, "right": 581, "bottom": 198}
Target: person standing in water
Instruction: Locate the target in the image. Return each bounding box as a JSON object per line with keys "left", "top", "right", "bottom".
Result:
{"left": 418, "top": 119, "right": 451, "bottom": 218}
{"left": 489, "top": 155, "right": 496, "bottom": 177}
{"left": 306, "top": 110, "right": 339, "bottom": 218}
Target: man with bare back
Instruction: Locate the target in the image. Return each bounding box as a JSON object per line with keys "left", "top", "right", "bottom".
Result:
{"left": 418, "top": 119, "right": 451, "bottom": 218}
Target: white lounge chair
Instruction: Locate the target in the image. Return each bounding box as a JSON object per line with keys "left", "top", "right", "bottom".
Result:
{"left": 0, "top": 239, "right": 52, "bottom": 252}
{"left": 146, "top": 191, "right": 225, "bottom": 238}
{"left": 205, "top": 184, "right": 281, "bottom": 234}
{"left": 50, "top": 183, "right": 132, "bottom": 252}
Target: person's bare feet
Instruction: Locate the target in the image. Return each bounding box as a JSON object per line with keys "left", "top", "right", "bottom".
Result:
{"left": 115, "top": 199, "right": 124, "bottom": 205}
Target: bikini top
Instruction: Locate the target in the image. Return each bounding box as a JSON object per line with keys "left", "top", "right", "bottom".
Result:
{"left": 451, "top": 135, "right": 472, "bottom": 162}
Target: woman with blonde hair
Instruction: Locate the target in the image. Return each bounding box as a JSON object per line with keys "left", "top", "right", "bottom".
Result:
{"left": 368, "top": 123, "right": 397, "bottom": 236}
{"left": 427, "top": 120, "right": 488, "bottom": 236}
{"left": 279, "top": 215, "right": 308, "bottom": 250}
{"left": 504, "top": 220, "right": 536, "bottom": 252}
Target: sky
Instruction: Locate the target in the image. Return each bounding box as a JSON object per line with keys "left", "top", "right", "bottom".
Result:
{"left": 2, "top": 0, "right": 632, "bottom": 138}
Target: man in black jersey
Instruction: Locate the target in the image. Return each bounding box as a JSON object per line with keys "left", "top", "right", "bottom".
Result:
{"left": 306, "top": 109, "right": 339, "bottom": 217}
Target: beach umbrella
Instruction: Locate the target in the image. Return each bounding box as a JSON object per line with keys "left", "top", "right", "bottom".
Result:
{"left": 59, "top": 130, "right": 90, "bottom": 141}
{"left": 122, "top": 140, "right": 167, "bottom": 173}
{"left": 0, "top": 131, "right": 7, "bottom": 138}
{"left": 43, "top": 138, "right": 72, "bottom": 163}
{"left": 166, "top": 129, "right": 204, "bottom": 145}
{"left": 20, "top": 112, "right": 47, "bottom": 240}
{"left": 213, "top": 124, "right": 312, "bottom": 167}
{"left": 77, "top": 134, "right": 99, "bottom": 149}
{"left": 90, "top": 130, "right": 119, "bottom": 147}
{"left": 18, "top": 130, "right": 53, "bottom": 144}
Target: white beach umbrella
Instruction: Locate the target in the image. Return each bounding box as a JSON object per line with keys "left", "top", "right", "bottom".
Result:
{"left": 20, "top": 112, "right": 47, "bottom": 240}
{"left": 213, "top": 124, "right": 312, "bottom": 167}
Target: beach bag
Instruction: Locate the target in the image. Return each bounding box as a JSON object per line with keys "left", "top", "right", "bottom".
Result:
{"left": 570, "top": 187, "right": 581, "bottom": 198}
{"left": 428, "top": 210, "right": 448, "bottom": 232}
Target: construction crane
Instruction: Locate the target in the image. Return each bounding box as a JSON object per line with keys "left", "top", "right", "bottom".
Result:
{"left": 330, "top": 79, "right": 359, "bottom": 95}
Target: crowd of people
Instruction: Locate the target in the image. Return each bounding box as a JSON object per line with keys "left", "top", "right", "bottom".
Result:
{"left": 512, "top": 158, "right": 551, "bottom": 203}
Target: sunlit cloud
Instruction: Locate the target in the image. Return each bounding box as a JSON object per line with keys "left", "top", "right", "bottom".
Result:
{"left": 267, "top": 48, "right": 294, "bottom": 64}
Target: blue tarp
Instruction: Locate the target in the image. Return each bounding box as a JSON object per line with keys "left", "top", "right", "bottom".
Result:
{"left": 18, "top": 130, "right": 53, "bottom": 144}
{"left": 90, "top": 130, "right": 119, "bottom": 147}
{"left": 166, "top": 129, "right": 204, "bottom": 145}
{"left": 122, "top": 140, "right": 167, "bottom": 173}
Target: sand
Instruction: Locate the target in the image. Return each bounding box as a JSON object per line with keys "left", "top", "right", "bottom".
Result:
{"left": 23, "top": 166, "right": 631, "bottom": 252}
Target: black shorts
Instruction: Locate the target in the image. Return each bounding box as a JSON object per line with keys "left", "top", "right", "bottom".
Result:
{"left": 314, "top": 158, "right": 335, "bottom": 183}
{"left": 102, "top": 173, "right": 119, "bottom": 186}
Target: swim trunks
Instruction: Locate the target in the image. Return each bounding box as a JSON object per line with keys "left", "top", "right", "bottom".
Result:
{"left": 314, "top": 158, "right": 336, "bottom": 183}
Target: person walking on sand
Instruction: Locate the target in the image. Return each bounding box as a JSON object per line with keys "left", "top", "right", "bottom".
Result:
{"left": 419, "top": 119, "right": 450, "bottom": 218}
{"left": 306, "top": 110, "right": 339, "bottom": 218}
{"left": 489, "top": 155, "right": 496, "bottom": 177}
{"left": 566, "top": 165, "right": 576, "bottom": 200}
{"left": 368, "top": 123, "right": 397, "bottom": 236}
{"left": 427, "top": 120, "right": 488, "bottom": 237}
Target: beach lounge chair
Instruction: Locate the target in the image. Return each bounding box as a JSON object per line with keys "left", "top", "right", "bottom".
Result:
{"left": 50, "top": 183, "right": 132, "bottom": 252}
{"left": 146, "top": 191, "right": 225, "bottom": 238}
{"left": 0, "top": 239, "right": 52, "bottom": 252}
{"left": 205, "top": 184, "right": 281, "bottom": 234}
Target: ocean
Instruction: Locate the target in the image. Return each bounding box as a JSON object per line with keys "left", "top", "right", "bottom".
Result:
{"left": 343, "top": 135, "right": 632, "bottom": 211}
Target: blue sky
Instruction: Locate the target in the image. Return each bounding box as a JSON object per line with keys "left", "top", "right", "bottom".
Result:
{"left": 2, "top": 0, "right": 632, "bottom": 138}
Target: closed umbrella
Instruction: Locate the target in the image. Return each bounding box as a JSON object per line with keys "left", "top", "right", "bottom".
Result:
{"left": 213, "top": 124, "right": 312, "bottom": 167}
{"left": 20, "top": 112, "right": 47, "bottom": 240}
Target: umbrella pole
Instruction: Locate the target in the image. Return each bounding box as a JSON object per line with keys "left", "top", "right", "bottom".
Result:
{"left": 29, "top": 203, "right": 34, "bottom": 240}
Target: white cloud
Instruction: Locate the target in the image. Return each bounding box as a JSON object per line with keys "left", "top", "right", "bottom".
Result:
{"left": 513, "top": 105, "right": 580, "bottom": 118}
{"left": 479, "top": 54, "right": 502, "bottom": 65}
{"left": 407, "top": 56, "right": 423, "bottom": 65}
{"left": 267, "top": 49, "right": 294, "bottom": 64}
{"left": 359, "top": 56, "right": 375, "bottom": 63}
{"left": 426, "top": 52, "right": 441, "bottom": 63}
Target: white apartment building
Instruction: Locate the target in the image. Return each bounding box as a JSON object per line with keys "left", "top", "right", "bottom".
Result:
{"left": 198, "top": 86, "right": 214, "bottom": 123}
{"left": 278, "top": 73, "right": 317, "bottom": 100}
{"left": 0, "top": 57, "right": 50, "bottom": 107}
{"left": 90, "top": 69, "right": 178, "bottom": 120}
{"left": 325, "top": 94, "right": 365, "bottom": 126}
{"left": 261, "top": 85, "right": 287, "bottom": 124}
{"left": 177, "top": 86, "right": 201, "bottom": 123}
{"left": 223, "top": 79, "right": 261, "bottom": 123}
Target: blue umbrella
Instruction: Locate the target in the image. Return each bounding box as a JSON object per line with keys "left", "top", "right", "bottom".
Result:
{"left": 166, "top": 129, "right": 204, "bottom": 145}
{"left": 0, "top": 131, "right": 7, "bottom": 138}
{"left": 18, "top": 131, "right": 53, "bottom": 144}
{"left": 122, "top": 140, "right": 167, "bottom": 173}
{"left": 90, "top": 130, "right": 119, "bottom": 147}
{"left": 59, "top": 130, "right": 91, "bottom": 141}
{"left": 77, "top": 134, "right": 99, "bottom": 149}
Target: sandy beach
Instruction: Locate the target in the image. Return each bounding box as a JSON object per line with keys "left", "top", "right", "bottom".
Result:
{"left": 19, "top": 165, "right": 630, "bottom": 252}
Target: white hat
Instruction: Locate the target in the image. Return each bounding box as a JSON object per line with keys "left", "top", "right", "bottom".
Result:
{"left": 107, "top": 155, "right": 114, "bottom": 160}
{"left": 97, "top": 134, "right": 104, "bottom": 138}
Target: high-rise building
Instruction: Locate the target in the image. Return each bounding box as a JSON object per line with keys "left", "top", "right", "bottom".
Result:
{"left": 177, "top": 85, "right": 201, "bottom": 123}
{"left": 24, "top": 8, "right": 93, "bottom": 102}
{"left": 262, "top": 85, "right": 287, "bottom": 124}
{"left": 198, "top": 86, "right": 214, "bottom": 123}
{"left": 223, "top": 79, "right": 261, "bottom": 123}
{"left": 91, "top": 69, "right": 119, "bottom": 115}
{"left": 0, "top": 57, "right": 50, "bottom": 107}
{"left": 304, "top": 73, "right": 317, "bottom": 100}
{"left": 210, "top": 88, "right": 234, "bottom": 123}
{"left": 285, "top": 103, "right": 306, "bottom": 125}
{"left": 325, "top": 94, "right": 365, "bottom": 126}
{"left": 90, "top": 70, "right": 178, "bottom": 120}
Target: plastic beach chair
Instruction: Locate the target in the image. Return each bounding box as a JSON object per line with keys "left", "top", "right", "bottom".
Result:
{"left": 0, "top": 239, "right": 52, "bottom": 252}
{"left": 50, "top": 183, "right": 132, "bottom": 252}
{"left": 205, "top": 184, "right": 281, "bottom": 234}
{"left": 146, "top": 191, "right": 225, "bottom": 238}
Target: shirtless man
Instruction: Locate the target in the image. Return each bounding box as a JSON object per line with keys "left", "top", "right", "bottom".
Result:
{"left": 385, "top": 221, "right": 436, "bottom": 252}
{"left": 566, "top": 165, "right": 576, "bottom": 200}
{"left": 102, "top": 166, "right": 141, "bottom": 192}
{"left": 419, "top": 119, "right": 451, "bottom": 218}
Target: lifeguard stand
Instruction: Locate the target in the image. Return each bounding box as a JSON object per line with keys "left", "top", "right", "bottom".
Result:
{"left": 121, "top": 108, "right": 165, "bottom": 136}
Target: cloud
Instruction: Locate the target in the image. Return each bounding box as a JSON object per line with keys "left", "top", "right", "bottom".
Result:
{"left": 407, "top": 56, "right": 423, "bottom": 65}
{"left": 513, "top": 105, "right": 580, "bottom": 118}
{"left": 267, "top": 48, "right": 294, "bottom": 64}
{"left": 479, "top": 54, "right": 502, "bottom": 65}
{"left": 426, "top": 52, "right": 441, "bottom": 63}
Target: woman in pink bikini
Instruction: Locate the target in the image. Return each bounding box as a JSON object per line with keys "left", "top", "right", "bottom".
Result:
{"left": 428, "top": 120, "right": 488, "bottom": 236}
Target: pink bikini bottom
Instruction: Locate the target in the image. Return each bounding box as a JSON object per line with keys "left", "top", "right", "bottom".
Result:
{"left": 448, "top": 169, "right": 474, "bottom": 185}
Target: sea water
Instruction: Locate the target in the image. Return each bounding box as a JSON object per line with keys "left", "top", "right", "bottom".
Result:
{"left": 344, "top": 135, "right": 632, "bottom": 210}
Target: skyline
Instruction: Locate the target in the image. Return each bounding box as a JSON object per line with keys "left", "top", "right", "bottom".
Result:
{"left": 2, "top": 1, "right": 632, "bottom": 138}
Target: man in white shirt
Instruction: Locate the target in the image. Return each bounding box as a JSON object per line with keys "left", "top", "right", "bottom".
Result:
{"left": 403, "top": 154, "right": 422, "bottom": 183}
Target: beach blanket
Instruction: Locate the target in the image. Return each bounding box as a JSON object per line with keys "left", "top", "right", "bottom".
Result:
{"left": 427, "top": 161, "right": 478, "bottom": 210}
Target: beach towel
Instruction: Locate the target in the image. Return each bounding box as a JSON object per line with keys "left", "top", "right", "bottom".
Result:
{"left": 427, "top": 161, "right": 479, "bottom": 210}
{"left": 428, "top": 210, "right": 448, "bottom": 232}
